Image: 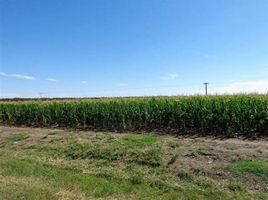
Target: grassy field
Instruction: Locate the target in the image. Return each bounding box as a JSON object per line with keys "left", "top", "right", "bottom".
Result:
{"left": 0, "top": 126, "right": 267, "bottom": 200}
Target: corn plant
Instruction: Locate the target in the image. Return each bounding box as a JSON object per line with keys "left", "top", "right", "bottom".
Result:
{"left": 0, "top": 95, "right": 267, "bottom": 137}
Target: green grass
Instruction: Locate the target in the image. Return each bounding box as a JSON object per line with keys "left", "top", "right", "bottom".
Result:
{"left": 122, "top": 135, "right": 160, "bottom": 146}
{"left": 0, "top": 155, "right": 192, "bottom": 200}
{"left": 63, "top": 134, "right": 162, "bottom": 167}
{"left": 227, "top": 182, "right": 246, "bottom": 193}
{"left": 0, "top": 176, "right": 57, "bottom": 200}
{"left": 167, "top": 154, "right": 178, "bottom": 165}
{"left": 226, "top": 160, "right": 268, "bottom": 183}
{"left": 0, "top": 157, "right": 135, "bottom": 198}
{"left": 0, "top": 128, "right": 267, "bottom": 200}
{"left": 0, "top": 155, "right": 236, "bottom": 200}
{"left": 0, "top": 133, "right": 28, "bottom": 148}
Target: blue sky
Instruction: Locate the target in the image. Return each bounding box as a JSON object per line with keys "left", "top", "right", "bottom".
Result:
{"left": 0, "top": 0, "right": 267, "bottom": 97}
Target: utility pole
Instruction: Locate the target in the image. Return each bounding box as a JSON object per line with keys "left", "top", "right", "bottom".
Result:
{"left": 39, "top": 92, "right": 43, "bottom": 98}
{"left": 203, "top": 82, "right": 208, "bottom": 96}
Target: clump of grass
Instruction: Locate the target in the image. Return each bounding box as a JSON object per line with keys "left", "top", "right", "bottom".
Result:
{"left": 63, "top": 142, "right": 122, "bottom": 161}
{"left": 177, "top": 170, "right": 193, "bottom": 181}
{"left": 129, "top": 173, "right": 143, "bottom": 185}
{"left": 167, "top": 141, "right": 180, "bottom": 149}
{"left": 187, "top": 147, "right": 216, "bottom": 158}
{"left": 168, "top": 154, "right": 178, "bottom": 165}
{"left": 226, "top": 160, "right": 268, "bottom": 183}
{"left": 127, "top": 147, "right": 162, "bottom": 167}
{"left": 125, "top": 165, "right": 144, "bottom": 185}
{"left": 0, "top": 133, "right": 28, "bottom": 148}
{"left": 63, "top": 134, "right": 163, "bottom": 167}
{"left": 0, "top": 176, "right": 57, "bottom": 200}
{"left": 227, "top": 182, "right": 246, "bottom": 192}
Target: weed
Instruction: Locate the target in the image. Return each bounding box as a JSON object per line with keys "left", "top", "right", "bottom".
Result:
{"left": 168, "top": 154, "right": 178, "bottom": 165}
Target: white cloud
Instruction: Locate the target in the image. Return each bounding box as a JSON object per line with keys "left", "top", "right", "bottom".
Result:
{"left": 211, "top": 79, "right": 268, "bottom": 94}
{"left": 11, "top": 74, "right": 36, "bottom": 80}
{"left": 80, "top": 81, "right": 88, "bottom": 84}
{"left": 160, "top": 73, "right": 178, "bottom": 81}
{"left": 0, "top": 71, "right": 36, "bottom": 80}
{"left": 46, "top": 78, "right": 58, "bottom": 82}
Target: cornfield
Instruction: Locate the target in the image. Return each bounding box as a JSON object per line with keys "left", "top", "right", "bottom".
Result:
{"left": 0, "top": 96, "right": 267, "bottom": 137}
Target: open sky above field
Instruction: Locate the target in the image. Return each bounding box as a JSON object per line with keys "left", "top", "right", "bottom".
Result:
{"left": 0, "top": 0, "right": 268, "bottom": 97}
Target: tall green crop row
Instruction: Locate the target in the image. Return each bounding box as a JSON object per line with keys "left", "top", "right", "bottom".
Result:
{"left": 0, "top": 96, "right": 267, "bottom": 137}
